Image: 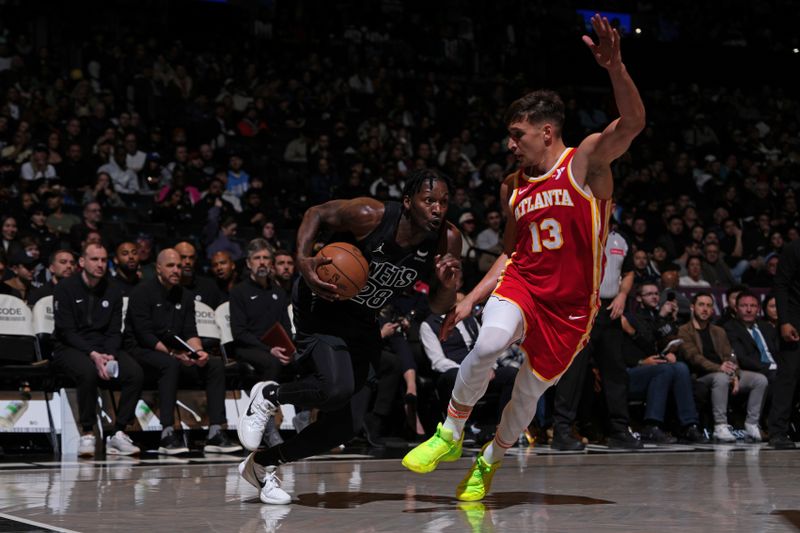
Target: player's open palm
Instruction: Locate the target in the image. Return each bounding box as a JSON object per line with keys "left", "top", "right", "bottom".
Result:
{"left": 299, "top": 255, "right": 340, "bottom": 300}
{"left": 582, "top": 14, "right": 621, "bottom": 71}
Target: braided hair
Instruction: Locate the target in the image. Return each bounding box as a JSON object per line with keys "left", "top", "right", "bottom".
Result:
{"left": 401, "top": 168, "right": 453, "bottom": 200}
{"left": 401, "top": 168, "right": 454, "bottom": 253}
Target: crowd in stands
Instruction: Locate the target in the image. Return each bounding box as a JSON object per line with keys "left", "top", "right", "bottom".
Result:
{"left": 1, "top": 1, "right": 800, "bottom": 452}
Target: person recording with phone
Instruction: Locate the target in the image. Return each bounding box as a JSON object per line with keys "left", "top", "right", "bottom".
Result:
{"left": 659, "top": 263, "right": 691, "bottom": 323}
{"left": 124, "top": 248, "right": 241, "bottom": 455}
{"left": 619, "top": 282, "right": 707, "bottom": 443}
{"left": 53, "top": 243, "right": 143, "bottom": 457}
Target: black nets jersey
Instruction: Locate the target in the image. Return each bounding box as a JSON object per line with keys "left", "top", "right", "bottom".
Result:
{"left": 294, "top": 201, "right": 440, "bottom": 336}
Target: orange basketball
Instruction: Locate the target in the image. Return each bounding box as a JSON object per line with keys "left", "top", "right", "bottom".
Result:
{"left": 315, "top": 242, "right": 370, "bottom": 299}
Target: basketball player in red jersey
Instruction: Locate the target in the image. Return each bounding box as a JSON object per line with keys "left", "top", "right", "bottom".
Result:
{"left": 402, "top": 14, "right": 646, "bottom": 501}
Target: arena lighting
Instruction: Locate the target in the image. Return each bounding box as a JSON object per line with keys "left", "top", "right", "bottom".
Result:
{"left": 794, "top": 48, "right": 799, "bottom": 54}
{"left": 635, "top": 27, "right": 642, "bottom": 35}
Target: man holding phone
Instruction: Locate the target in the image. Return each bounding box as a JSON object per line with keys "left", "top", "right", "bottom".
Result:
{"left": 53, "top": 243, "right": 144, "bottom": 457}
{"left": 620, "top": 282, "right": 707, "bottom": 443}
{"left": 124, "top": 248, "right": 242, "bottom": 455}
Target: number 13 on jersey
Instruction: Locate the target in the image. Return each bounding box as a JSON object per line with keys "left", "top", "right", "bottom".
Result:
{"left": 529, "top": 219, "right": 563, "bottom": 252}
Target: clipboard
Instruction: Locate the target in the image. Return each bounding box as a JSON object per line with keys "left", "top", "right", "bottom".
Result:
{"left": 261, "top": 323, "right": 296, "bottom": 355}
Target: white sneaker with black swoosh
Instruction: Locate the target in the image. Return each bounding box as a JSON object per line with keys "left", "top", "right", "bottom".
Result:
{"left": 239, "top": 451, "right": 266, "bottom": 490}
{"left": 260, "top": 466, "right": 291, "bottom": 505}
{"left": 238, "top": 381, "right": 279, "bottom": 451}
{"left": 238, "top": 452, "right": 291, "bottom": 504}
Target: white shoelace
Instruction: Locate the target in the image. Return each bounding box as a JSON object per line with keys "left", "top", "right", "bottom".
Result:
{"left": 264, "top": 468, "right": 282, "bottom": 488}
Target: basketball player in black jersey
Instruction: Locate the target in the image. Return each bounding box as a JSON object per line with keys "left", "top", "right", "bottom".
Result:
{"left": 237, "top": 168, "right": 463, "bottom": 504}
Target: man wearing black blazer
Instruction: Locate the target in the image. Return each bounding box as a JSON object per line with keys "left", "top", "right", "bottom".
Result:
{"left": 723, "top": 291, "right": 775, "bottom": 443}
{"left": 723, "top": 291, "right": 779, "bottom": 382}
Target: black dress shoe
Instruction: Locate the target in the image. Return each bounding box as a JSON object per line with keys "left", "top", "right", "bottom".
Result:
{"left": 639, "top": 425, "right": 677, "bottom": 444}
{"left": 158, "top": 432, "right": 189, "bottom": 455}
{"left": 770, "top": 435, "right": 797, "bottom": 450}
{"left": 607, "top": 430, "right": 644, "bottom": 449}
{"left": 551, "top": 430, "right": 586, "bottom": 451}
{"left": 679, "top": 424, "right": 709, "bottom": 444}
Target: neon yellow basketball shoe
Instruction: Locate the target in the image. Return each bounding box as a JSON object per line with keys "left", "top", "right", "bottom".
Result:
{"left": 455, "top": 444, "right": 501, "bottom": 501}
{"left": 401, "top": 423, "right": 463, "bottom": 473}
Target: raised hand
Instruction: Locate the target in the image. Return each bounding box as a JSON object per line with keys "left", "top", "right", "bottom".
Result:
{"left": 582, "top": 14, "right": 622, "bottom": 71}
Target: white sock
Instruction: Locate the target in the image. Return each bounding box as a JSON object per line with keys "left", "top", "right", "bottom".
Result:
{"left": 482, "top": 440, "right": 506, "bottom": 464}
{"left": 443, "top": 418, "right": 465, "bottom": 441}
{"left": 443, "top": 400, "right": 471, "bottom": 440}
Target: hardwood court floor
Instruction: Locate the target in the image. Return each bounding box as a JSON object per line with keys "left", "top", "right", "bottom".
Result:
{"left": 0, "top": 445, "right": 799, "bottom": 532}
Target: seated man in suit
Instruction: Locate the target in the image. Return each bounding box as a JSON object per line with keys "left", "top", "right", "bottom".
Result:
{"left": 724, "top": 290, "right": 779, "bottom": 385}
{"left": 679, "top": 292, "right": 768, "bottom": 442}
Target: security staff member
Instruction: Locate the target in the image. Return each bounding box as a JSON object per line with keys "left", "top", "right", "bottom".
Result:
{"left": 229, "top": 239, "right": 293, "bottom": 384}
{"left": 124, "top": 248, "right": 240, "bottom": 455}
{"left": 770, "top": 238, "right": 800, "bottom": 449}
{"left": 53, "top": 243, "right": 143, "bottom": 457}
{"left": 551, "top": 225, "right": 641, "bottom": 450}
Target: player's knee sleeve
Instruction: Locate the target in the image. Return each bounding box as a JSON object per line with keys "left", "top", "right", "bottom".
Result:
{"left": 452, "top": 326, "right": 517, "bottom": 406}
{"left": 496, "top": 369, "right": 551, "bottom": 443}
{"left": 471, "top": 326, "right": 518, "bottom": 361}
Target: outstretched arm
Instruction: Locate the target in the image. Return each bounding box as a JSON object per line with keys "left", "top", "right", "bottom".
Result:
{"left": 573, "top": 14, "right": 646, "bottom": 199}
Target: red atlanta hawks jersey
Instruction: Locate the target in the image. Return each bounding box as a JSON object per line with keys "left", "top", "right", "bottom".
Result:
{"left": 495, "top": 147, "right": 612, "bottom": 307}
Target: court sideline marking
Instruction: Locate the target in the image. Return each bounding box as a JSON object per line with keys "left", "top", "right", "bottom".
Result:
{"left": 0, "top": 511, "right": 81, "bottom": 533}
